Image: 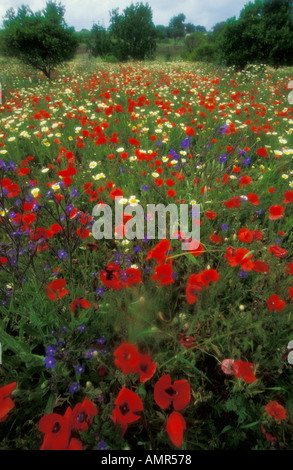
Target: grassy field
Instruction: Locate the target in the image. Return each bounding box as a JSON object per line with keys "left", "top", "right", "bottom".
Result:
{"left": 0, "top": 57, "right": 292, "bottom": 450}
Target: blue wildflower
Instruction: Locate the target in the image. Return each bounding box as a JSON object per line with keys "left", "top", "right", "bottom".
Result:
{"left": 97, "top": 440, "right": 108, "bottom": 450}
{"left": 69, "top": 382, "right": 80, "bottom": 395}
{"left": 45, "top": 356, "right": 56, "bottom": 369}
{"left": 219, "top": 154, "right": 227, "bottom": 164}
{"left": 75, "top": 364, "right": 85, "bottom": 374}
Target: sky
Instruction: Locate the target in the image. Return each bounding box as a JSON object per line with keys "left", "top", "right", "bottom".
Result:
{"left": 0, "top": 0, "right": 250, "bottom": 31}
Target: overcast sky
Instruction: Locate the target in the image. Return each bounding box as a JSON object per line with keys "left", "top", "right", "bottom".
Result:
{"left": 0, "top": 0, "right": 249, "bottom": 31}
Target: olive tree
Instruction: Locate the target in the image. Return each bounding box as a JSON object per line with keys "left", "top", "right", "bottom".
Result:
{"left": 2, "top": 1, "right": 78, "bottom": 80}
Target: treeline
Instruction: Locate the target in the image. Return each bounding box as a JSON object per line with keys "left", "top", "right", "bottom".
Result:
{"left": 75, "top": 0, "right": 293, "bottom": 68}
{"left": 0, "top": 0, "right": 293, "bottom": 79}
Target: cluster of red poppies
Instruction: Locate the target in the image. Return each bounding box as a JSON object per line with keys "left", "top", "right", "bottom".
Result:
{"left": 100, "top": 262, "right": 142, "bottom": 290}
{"left": 221, "top": 359, "right": 257, "bottom": 384}
{"left": 146, "top": 239, "right": 175, "bottom": 286}
{"left": 38, "top": 396, "right": 97, "bottom": 450}
{"left": 113, "top": 343, "right": 190, "bottom": 447}
{"left": 186, "top": 268, "right": 220, "bottom": 305}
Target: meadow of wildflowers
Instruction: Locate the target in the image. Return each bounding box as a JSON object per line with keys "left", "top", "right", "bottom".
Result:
{"left": 0, "top": 58, "right": 292, "bottom": 450}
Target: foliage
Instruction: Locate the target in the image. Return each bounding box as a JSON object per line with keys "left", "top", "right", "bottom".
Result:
{"left": 109, "top": 2, "right": 158, "bottom": 61}
{"left": 168, "top": 13, "right": 186, "bottom": 44}
{"left": 89, "top": 24, "right": 112, "bottom": 58}
{"left": 2, "top": 1, "right": 78, "bottom": 80}
{"left": 182, "top": 31, "right": 219, "bottom": 63}
{"left": 220, "top": 0, "right": 293, "bottom": 68}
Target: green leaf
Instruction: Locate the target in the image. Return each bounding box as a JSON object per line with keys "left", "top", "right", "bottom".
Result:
{"left": 240, "top": 420, "right": 260, "bottom": 429}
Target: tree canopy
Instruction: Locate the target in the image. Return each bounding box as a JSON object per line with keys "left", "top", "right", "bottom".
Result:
{"left": 168, "top": 13, "right": 186, "bottom": 43}
{"left": 221, "top": 0, "right": 293, "bottom": 68}
{"left": 109, "top": 2, "right": 158, "bottom": 61}
{"left": 2, "top": 1, "right": 78, "bottom": 80}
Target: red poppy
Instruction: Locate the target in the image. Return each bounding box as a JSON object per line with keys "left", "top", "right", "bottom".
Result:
{"left": 71, "top": 397, "right": 97, "bottom": 432}
{"left": 151, "top": 264, "right": 174, "bottom": 285}
{"left": 186, "top": 127, "right": 195, "bottom": 136}
{"left": 252, "top": 260, "right": 269, "bottom": 274}
{"left": 225, "top": 247, "right": 254, "bottom": 271}
{"left": 146, "top": 239, "right": 171, "bottom": 265}
{"left": 223, "top": 196, "right": 242, "bottom": 209}
{"left": 18, "top": 167, "right": 30, "bottom": 176}
{"left": 179, "top": 334, "right": 197, "bottom": 349}
{"left": 268, "top": 245, "right": 287, "bottom": 258}
{"left": 70, "top": 298, "right": 91, "bottom": 313}
{"left": 23, "top": 213, "right": 36, "bottom": 225}
{"left": 83, "top": 182, "right": 93, "bottom": 194}
{"left": 185, "top": 281, "right": 200, "bottom": 304}
{"left": 155, "top": 178, "right": 164, "bottom": 187}
{"left": 76, "top": 227, "right": 90, "bottom": 239}
{"left": 0, "top": 382, "right": 17, "bottom": 422}
{"left": 210, "top": 233, "right": 222, "bottom": 244}
{"left": 257, "top": 148, "right": 268, "bottom": 158}
{"left": 251, "top": 230, "right": 263, "bottom": 241}
{"left": 166, "top": 411, "right": 186, "bottom": 447}
{"left": 135, "top": 354, "right": 156, "bottom": 383}
{"left": 110, "top": 188, "right": 123, "bottom": 200}
{"left": 51, "top": 223, "right": 63, "bottom": 234}
{"left": 266, "top": 294, "right": 286, "bottom": 313}
{"left": 154, "top": 375, "right": 190, "bottom": 411}
{"left": 239, "top": 175, "right": 251, "bottom": 187}
{"left": 57, "top": 167, "right": 77, "bottom": 178}
{"left": 265, "top": 401, "right": 287, "bottom": 421}
{"left": 205, "top": 210, "right": 217, "bottom": 219}
{"left": 122, "top": 267, "right": 142, "bottom": 287}
{"left": 166, "top": 179, "right": 175, "bottom": 187}
{"left": 283, "top": 190, "right": 293, "bottom": 204}
{"left": 247, "top": 193, "right": 260, "bottom": 205}
{"left": 114, "top": 343, "right": 140, "bottom": 374}
{"left": 46, "top": 279, "right": 69, "bottom": 301}
{"left": 39, "top": 407, "right": 72, "bottom": 450}
{"left": 112, "top": 388, "right": 143, "bottom": 436}
{"left": 238, "top": 228, "right": 253, "bottom": 243}
{"left": 289, "top": 287, "right": 293, "bottom": 300}
{"left": 268, "top": 205, "right": 284, "bottom": 220}
{"left": 186, "top": 240, "right": 204, "bottom": 257}
{"left": 260, "top": 425, "right": 278, "bottom": 445}
{"left": 233, "top": 360, "right": 256, "bottom": 384}
{"left": 201, "top": 269, "right": 219, "bottom": 286}
{"left": 128, "top": 138, "right": 140, "bottom": 147}
{"left": 100, "top": 263, "right": 123, "bottom": 290}
{"left": 167, "top": 189, "right": 176, "bottom": 198}
{"left": 30, "top": 227, "right": 53, "bottom": 241}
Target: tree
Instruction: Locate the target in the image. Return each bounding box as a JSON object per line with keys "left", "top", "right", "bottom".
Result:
{"left": 109, "top": 3, "right": 158, "bottom": 61}
{"left": 184, "top": 31, "right": 206, "bottom": 55}
{"left": 2, "top": 1, "right": 78, "bottom": 80}
{"left": 89, "top": 24, "right": 112, "bottom": 58}
{"left": 211, "top": 21, "right": 227, "bottom": 39}
{"left": 261, "top": 0, "right": 293, "bottom": 67}
{"left": 168, "top": 13, "right": 186, "bottom": 43}
{"left": 194, "top": 25, "right": 207, "bottom": 33}
{"left": 185, "top": 23, "right": 196, "bottom": 34}
{"left": 156, "top": 25, "right": 168, "bottom": 40}
{"left": 182, "top": 30, "right": 218, "bottom": 63}
{"left": 221, "top": 0, "right": 293, "bottom": 68}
